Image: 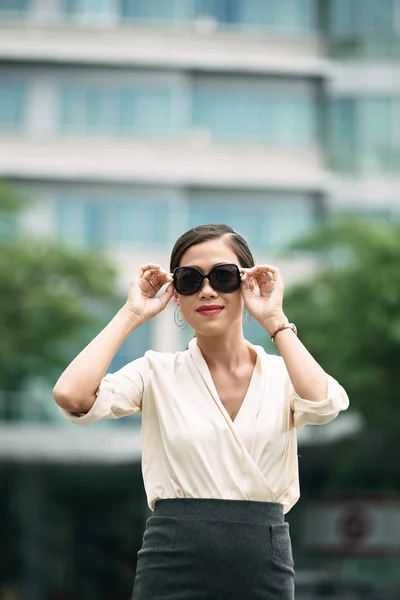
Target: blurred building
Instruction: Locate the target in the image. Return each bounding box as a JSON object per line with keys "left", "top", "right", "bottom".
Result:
{"left": 1, "top": 1, "right": 399, "bottom": 357}
{"left": 0, "top": 2, "right": 399, "bottom": 598}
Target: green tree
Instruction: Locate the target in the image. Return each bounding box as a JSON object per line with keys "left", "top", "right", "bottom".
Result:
{"left": 0, "top": 181, "right": 123, "bottom": 403}
{"left": 283, "top": 218, "right": 400, "bottom": 490}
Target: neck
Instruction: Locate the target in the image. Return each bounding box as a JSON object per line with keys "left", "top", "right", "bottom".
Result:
{"left": 195, "top": 329, "right": 254, "bottom": 371}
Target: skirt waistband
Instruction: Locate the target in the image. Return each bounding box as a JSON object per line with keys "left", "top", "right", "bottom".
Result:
{"left": 153, "top": 498, "right": 284, "bottom": 525}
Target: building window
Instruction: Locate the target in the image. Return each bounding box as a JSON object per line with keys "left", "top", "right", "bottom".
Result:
{"left": 59, "top": 85, "right": 176, "bottom": 138}
{"left": 119, "top": 87, "right": 174, "bottom": 137}
{"left": 0, "top": 0, "right": 29, "bottom": 15}
{"left": 0, "top": 82, "right": 26, "bottom": 132}
{"left": 194, "top": 0, "right": 316, "bottom": 32}
{"left": 61, "top": 0, "right": 118, "bottom": 21}
{"left": 56, "top": 197, "right": 85, "bottom": 245}
{"left": 330, "top": 97, "right": 400, "bottom": 173}
{"left": 329, "top": 0, "right": 395, "bottom": 35}
{"left": 113, "top": 198, "right": 169, "bottom": 245}
{"left": 192, "top": 78, "right": 316, "bottom": 146}
{"left": 328, "top": 0, "right": 399, "bottom": 59}
{"left": 59, "top": 0, "right": 317, "bottom": 32}
{"left": 188, "top": 191, "right": 317, "bottom": 252}
{"left": 59, "top": 86, "right": 120, "bottom": 135}
{"left": 108, "top": 319, "right": 152, "bottom": 374}
{"left": 55, "top": 195, "right": 171, "bottom": 247}
{"left": 121, "top": 0, "right": 177, "bottom": 22}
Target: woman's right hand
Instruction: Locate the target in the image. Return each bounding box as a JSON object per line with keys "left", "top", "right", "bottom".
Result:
{"left": 123, "top": 263, "right": 174, "bottom": 326}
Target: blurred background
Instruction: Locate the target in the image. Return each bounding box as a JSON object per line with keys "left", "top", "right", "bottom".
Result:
{"left": 0, "top": 1, "right": 399, "bottom": 599}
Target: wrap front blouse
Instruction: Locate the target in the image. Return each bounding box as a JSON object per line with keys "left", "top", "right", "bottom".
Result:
{"left": 60, "top": 337, "right": 349, "bottom": 514}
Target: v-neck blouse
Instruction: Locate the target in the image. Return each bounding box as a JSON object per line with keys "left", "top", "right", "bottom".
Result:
{"left": 59, "top": 338, "right": 349, "bottom": 514}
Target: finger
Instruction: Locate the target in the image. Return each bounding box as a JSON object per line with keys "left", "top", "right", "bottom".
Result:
{"left": 240, "top": 274, "right": 254, "bottom": 304}
{"left": 242, "top": 268, "right": 262, "bottom": 287}
{"left": 158, "top": 283, "right": 174, "bottom": 309}
{"left": 243, "top": 265, "right": 282, "bottom": 283}
{"left": 259, "top": 265, "right": 282, "bottom": 283}
{"left": 137, "top": 263, "right": 162, "bottom": 278}
{"left": 142, "top": 267, "right": 170, "bottom": 284}
{"left": 240, "top": 271, "right": 254, "bottom": 291}
{"left": 150, "top": 273, "right": 173, "bottom": 292}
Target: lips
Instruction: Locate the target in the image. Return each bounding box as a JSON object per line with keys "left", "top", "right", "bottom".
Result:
{"left": 197, "top": 305, "right": 224, "bottom": 316}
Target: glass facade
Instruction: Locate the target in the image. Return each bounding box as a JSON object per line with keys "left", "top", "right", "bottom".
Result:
{"left": 328, "top": 0, "right": 400, "bottom": 59}
{"left": 59, "top": 84, "right": 177, "bottom": 138}
{"left": 108, "top": 319, "right": 152, "bottom": 374}
{"left": 59, "top": 0, "right": 317, "bottom": 32}
{"left": 188, "top": 191, "right": 317, "bottom": 252}
{"left": 54, "top": 190, "right": 319, "bottom": 253}
{"left": 62, "top": 0, "right": 118, "bottom": 20}
{"left": 56, "top": 76, "right": 318, "bottom": 145}
{"left": 121, "top": 0, "right": 178, "bottom": 23}
{"left": 330, "top": 97, "right": 400, "bottom": 173}
{"left": 194, "top": 0, "right": 316, "bottom": 31}
{"left": 0, "top": 0, "right": 29, "bottom": 15}
{"left": 0, "top": 82, "right": 26, "bottom": 131}
{"left": 55, "top": 194, "right": 171, "bottom": 247}
{"left": 192, "top": 77, "right": 317, "bottom": 145}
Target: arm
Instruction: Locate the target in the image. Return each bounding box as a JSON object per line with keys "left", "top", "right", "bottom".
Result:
{"left": 240, "top": 264, "right": 348, "bottom": 419}
{"left": 53, "top": 262, "right": 173, "bottom": 414}
{"left": 266, "top": 317, "right": 349, "bottom": 430}
{"left": 264, "top": 317, "right": 328, "bottom": 402}
{"left": 53, "top": 306, "right": 141, "bottom": 414}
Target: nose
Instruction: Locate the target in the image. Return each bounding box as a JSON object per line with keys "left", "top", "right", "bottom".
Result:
{"left": 199, "top": 277, "right": 218, "bottom": 298}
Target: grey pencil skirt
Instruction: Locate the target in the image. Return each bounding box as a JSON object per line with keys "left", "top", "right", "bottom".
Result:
{"left": 132, "top": 498, "right": 295, "bottom": 600}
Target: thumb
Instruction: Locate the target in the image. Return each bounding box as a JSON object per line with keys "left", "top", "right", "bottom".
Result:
{"left": 158, "top": 282, "right": 174, "bottom": 310}
{"left": 240, "top": 273, "right": 253, "bottom": 303}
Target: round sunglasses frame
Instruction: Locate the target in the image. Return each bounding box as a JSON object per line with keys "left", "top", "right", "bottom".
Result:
{"left": 173, "top": 263, "right": 243, "bottom": 296}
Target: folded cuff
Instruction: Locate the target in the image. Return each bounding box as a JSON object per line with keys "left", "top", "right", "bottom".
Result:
{"left": 292, "top": 376, "right": 349, "bottom": 430}
{"left": 58, "top": 381, "right": 114, "bottom": 426}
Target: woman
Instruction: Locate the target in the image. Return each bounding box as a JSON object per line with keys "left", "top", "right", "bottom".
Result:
{"left": 53, "top": 223, "right": 349, "bottom": 600}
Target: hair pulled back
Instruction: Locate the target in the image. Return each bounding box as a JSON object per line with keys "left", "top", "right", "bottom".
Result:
{"left": 170, "top": 224, "right": 255, "bottom": 272}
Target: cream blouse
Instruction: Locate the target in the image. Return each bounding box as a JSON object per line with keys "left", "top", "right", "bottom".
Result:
{"left": 59, "top": 337, "right": 349, "bottom": 514}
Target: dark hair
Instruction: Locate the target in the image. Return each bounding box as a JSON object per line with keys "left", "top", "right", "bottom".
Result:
{"left": 170, "top": 224, "right": 255, "bottom": 272}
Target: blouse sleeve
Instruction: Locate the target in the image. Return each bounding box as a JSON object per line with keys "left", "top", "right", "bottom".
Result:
{"left": 290, "top": 374, "right": 350, "bottom": 430}
{"left": 58, "top": 355, "right": 150, "bottom": 426}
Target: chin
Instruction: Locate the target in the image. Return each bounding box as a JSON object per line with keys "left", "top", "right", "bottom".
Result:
{"left": 192, "top": 319, "right": 235, "bottom": 338}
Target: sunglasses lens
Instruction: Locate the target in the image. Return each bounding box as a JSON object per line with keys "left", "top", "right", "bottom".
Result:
{"left": 174, "top": 268, "right": 202, "bottom": 295}
{"left": 210, "top": 265, "right": 240, "bottom": 293}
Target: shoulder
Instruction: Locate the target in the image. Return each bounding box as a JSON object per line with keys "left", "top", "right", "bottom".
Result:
{"left": 143, "top": 347, "right": 189, "bottom": 370}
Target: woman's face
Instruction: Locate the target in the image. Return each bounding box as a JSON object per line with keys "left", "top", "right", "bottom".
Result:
{"left": 173, "top": 238, "right": 251, "bottom": 337}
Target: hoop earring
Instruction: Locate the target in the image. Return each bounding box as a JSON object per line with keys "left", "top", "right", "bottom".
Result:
{"left": 243, "top": 308, "right": 251, "bottom": 324}
{"left": 174, "top": 306, "right": 188, "bottom": 329}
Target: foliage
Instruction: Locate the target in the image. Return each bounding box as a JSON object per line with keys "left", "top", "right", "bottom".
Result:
{"left": 284, "top": 218, "right": 400, "bottom": 428}
{"left": 283, "top": 218, "right": 400, "bottom": 489}
{"left": 0, "top": 181, "right": 123, "bottom": 392}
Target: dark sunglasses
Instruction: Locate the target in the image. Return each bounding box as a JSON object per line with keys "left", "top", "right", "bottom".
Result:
{"left": 173, "top": 263, "right": 242, "bottom": 296}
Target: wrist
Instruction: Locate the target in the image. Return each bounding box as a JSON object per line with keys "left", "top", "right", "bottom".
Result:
{"left": 262, "top": 312, "right": 289, "bottom": 337}
{"left": 118, "top": 305, "right": 144, "bottom": 331}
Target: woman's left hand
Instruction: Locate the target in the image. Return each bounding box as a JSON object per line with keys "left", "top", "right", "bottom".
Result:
{"left": 240, "top": 265, "right": 287, "bottom": 332}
